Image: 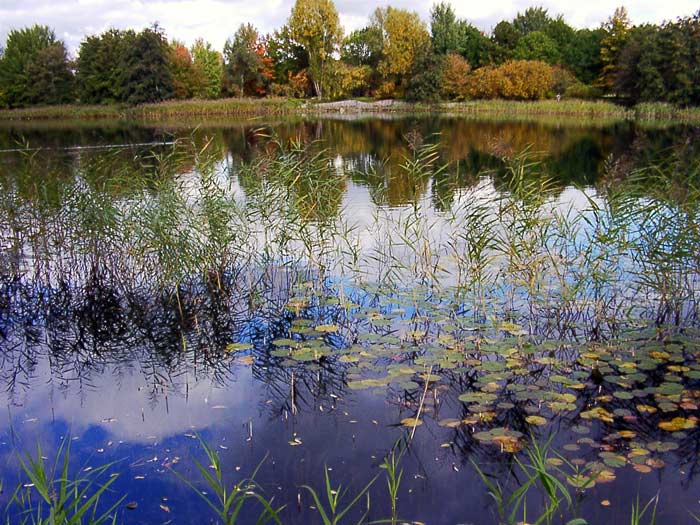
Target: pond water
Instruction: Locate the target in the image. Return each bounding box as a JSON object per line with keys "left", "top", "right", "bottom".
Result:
{"left": 1, "top": 115, "right": 700, "bottom": 525}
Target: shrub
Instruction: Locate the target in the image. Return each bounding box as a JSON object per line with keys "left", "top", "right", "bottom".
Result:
{"left": 563, "top": 83, "right": 602, "bottom": 100}
{"left": 466, "top": 60, "right": 555, "bottom": 100}
{"left": 440, "top": 53, "right": 471, "bottom": 100}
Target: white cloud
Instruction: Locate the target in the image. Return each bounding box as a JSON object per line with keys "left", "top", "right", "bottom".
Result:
{"left": 0, "top": 0, "right": 697, "bottom": 54}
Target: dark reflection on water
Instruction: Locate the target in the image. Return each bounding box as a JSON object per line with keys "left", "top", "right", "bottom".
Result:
{"left": 1, "top": 116, "right": 695, "bottom": 210}
{"left": 1, "top": 116, "right": 700, "bottom": 524}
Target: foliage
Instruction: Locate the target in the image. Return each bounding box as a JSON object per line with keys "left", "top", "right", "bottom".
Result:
{"left": 118, "top": 25, "right": 174, "bottom": 105}
{"left": 76, "top": 29, "right": 135, "bottom": 104}
{"left": 440, "top": 52, "right": 471, "bottom": 100}
{"left": 341, "top": 27, "right": 382, "bottom": 68}
{"left": 598, "top": 6, "right": 631, "bottom": 93}
{"left": 169, "top": 41, "right": 197, "bottom": 99}
{"left": 25, "top": 42, "right": 74, "bottom": 105}
{"left": 457, "top": 23, "right": 494, "bottom": 69}
{"left": 431, "top": 3, "right": 492, "bottom": 67}
{"left": 493, "top": 21, "right": 520, "bottom": 54}
{"left": 614, "top": 15, "right": 700, "bottom": 106}
{"left": 224, "top": 24, "right": 272, "bottom": 97}
{"left": 322, "top": 60, "right": 371, "bottom": 99}
{"left": 288, "top": 0, "right": 343, "bottom": 99}
{"left": 514, "top": 31, "right": 561, "bottom": 63}
{"left": 467, "top": 60, "right": 555, "bottom": 100}
{"left": 0, "top": 3, "right": 698, "bottom": 106}
{"left": 431, "top": 2, "right": 461, "bottom": 55}
{"left": 563, "top": 28, "right": 604, "bottom": 85}
{"left": 76, "top": 25, "right": 173, "bottom": 105}
{"left": 0, "top": 25, "right": 70, "bottom": 108}
{"left": 513, "top": 7, "right": 553, "bottom": 36}
{"left": 266, "top": 24, "right": 308, "bottom": 85}
{"left": 191, "top": 38, "right": 224, "bottom": 99}
{"left": 373, "top": 6, "right": 431, "bottom": 98}
{"left": 405, "top": 48, "right": 443, "bottom": 102}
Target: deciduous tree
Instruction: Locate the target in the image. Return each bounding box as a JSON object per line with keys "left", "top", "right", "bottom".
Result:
{"left": 372, "top": 6, "right": 430, "bottom": 97}
{"left": 0, "top": 25, "right": 71, "bottom": 107}
{"left": 224, "top": 24, "right": 272, "bottom": 96}
{"left": 288, "top": 0, "right": 343, "bottom": 99}
{"left": 191, "top": 39, "right": 223, "bottom": 99}
{"left": 599, "top": 6, "right": 630, "bottom": 93}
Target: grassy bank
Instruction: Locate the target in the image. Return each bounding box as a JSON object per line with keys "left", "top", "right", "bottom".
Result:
{"left": 1, "top": 97, "right": 700, "bottom": 123}
{"left": 0, "top": 97, "right": 302, "bottom": 122}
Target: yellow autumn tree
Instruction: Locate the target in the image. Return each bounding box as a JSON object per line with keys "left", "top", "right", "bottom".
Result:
{"left": 598, "top": 6, "right": 630, "bottom": 93}
{"left": 371, "top": 6, "right": 430, "bottom": 98}
{"left": 289, "top": 0, "right": 343, "bottom": 99}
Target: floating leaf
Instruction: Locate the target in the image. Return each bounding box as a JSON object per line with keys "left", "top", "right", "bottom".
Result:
{"left": 315, "top": 324, "right": 339, "bottom": 333}
{"left": 525, "top": 415, "right": 547, "bottom": 426}
{"left": 658, "top": 417, "right": 696, "bottom": 432}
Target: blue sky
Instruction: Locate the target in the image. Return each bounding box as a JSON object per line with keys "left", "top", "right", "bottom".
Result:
{"left": 1, "top": 0, "right": 698, "bottom": 53}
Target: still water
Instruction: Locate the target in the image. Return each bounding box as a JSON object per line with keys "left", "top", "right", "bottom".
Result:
{"left": 1, "top": 115, "right": 699, "bottom": 524}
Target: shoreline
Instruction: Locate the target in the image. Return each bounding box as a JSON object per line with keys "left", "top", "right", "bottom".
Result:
{"left": 0, "top": 98, "right": 698, "bottom": 124}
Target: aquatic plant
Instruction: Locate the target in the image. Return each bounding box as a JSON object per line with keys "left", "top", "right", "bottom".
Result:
{"left": 9, "top": 438, "right": 123, "bottom": 525}
{"left": 302, "top": 465, "right": 379, "bottom": 525}
{"left": 171, "top": 437, "right": 283, "bottom": 525}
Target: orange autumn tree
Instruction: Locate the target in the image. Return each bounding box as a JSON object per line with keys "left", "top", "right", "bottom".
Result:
{"left": 252, "top": 40, "right": 274, "bottom": 96}
{"left": 169, "top": 41, "right": 197, "bottom": 99}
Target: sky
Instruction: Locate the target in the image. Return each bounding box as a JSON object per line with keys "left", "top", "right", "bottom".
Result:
{"left": 1, "top": 0, "right": 698, "bottom": 54}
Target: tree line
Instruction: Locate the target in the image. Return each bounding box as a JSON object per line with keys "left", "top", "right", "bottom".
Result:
{"left": 1, "top": 2, "right": 699, "bottom": 108}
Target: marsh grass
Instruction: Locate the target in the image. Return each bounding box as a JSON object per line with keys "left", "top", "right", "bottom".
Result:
{"left": 5, "top": 99, "right": 700, "bottom": 125}
{"left": 302, "top": 465, "right": 378, "bottom": 525}
{"left": 471, "top": 434, "right": 591, "bottom": 525}
{"left": 629, "top": 492, "right": 658, "bottom": 525}
{"left": 171, "top": 437, "right": 283, "bottom": 525}
{"left": 8, "top": 439, "right": 123, "bottom": 525}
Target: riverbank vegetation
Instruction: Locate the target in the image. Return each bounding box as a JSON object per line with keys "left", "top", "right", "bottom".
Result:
{"left": 3, "top": 98, "right": 700, "bottom": 124}
{"left": 1, "top": 2, "right": 699, "bottom": 111}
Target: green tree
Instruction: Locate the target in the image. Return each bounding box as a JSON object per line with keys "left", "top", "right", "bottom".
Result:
{"left": 457, "top": 23, "right": 493, "bottom": 68}
{"left": 513, "top": 7, "right": 552, "bottom": 35}
{"left": 614, "top": 15, "right": 700, "bottom": 106}
{"left": 224, "top": 24, "right": 271, "bottom": 96}
{"left": 615, "top": 25, "right": 661, "bottom": 103}
{"left": 118, "top": 25, "right": 174, "bottom": 104}
{"left": 430, "top": 2, "right": 460, "bottom": 54}
{"left": 598, "top": 6, "right": 631, "bottom": 93}
{"left": 191, "top": 39, "right": 223, "bottom": 99}
{"left": 0, "top": 25, "right": 66, "bottom": 107}
{"left": 492, "top": 20, "right": 520, "bottom": 61}
{"left": 405, "top": 47, "right": 442, "bottom": 102}
{"left": 341, "top": 27, "right": 382, "bottom": 67}
{"left": 25, "top": 42, "right": 74, "bottom": 105}
{"left": 266, "top": 24, "right": 309, "bottom": 85}
{"left": 76, "top": 29, "right": 135, "bottom": 104}
{"left": 514, "top": 31, "right": 561, "bottom": 63}
{"left": 430, "top": 4, "right": 492, "bottom": 67}
{"left": 563, "top": 28, "right": 604, "bottom": 84}
{"left": 288, "top": 0, "right": 343, "bottom": 99}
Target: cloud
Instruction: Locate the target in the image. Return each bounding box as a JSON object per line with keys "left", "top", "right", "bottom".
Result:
{"left": 1, "top": 0, "right": 698, "bottom": 54}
